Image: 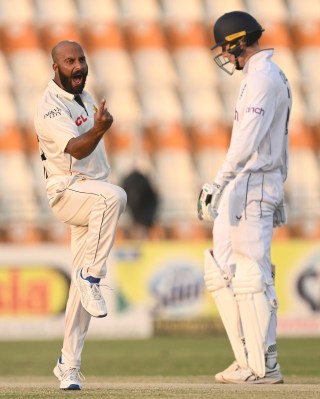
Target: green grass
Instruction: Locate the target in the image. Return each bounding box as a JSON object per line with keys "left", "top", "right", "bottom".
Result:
{"left": 0, "top": 337, "right": 319, "bottom": 398}
{"left": 0, "top": 336, "right": 319, "bottom": 378}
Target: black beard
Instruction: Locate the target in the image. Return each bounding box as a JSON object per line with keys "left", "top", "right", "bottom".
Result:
{"left": 58, "top": 67, "right": 87, "bottom": 94}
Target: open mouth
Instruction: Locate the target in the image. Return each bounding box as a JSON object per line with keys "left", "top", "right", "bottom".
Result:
{"left": 72, "top": 72, "right": 84, "bottom": 86}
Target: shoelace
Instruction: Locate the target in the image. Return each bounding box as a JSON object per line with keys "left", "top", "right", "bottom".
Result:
{"left": 61, "top": 367, "right": 85, "bottom": 383}
{"left": 91, "top": 283, "right": 103, "bottom": 300}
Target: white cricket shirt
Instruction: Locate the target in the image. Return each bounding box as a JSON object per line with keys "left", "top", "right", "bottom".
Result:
{"left": 214, "top": 49, "right": 292, "bottom": 186}
{"left": 34, "top": 80, "right": 111, "bottom": 205}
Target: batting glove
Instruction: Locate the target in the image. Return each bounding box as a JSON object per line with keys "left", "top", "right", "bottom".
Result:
{"left": 273, "top": 200, "right": 287, "bottom": 227}
{"left": 197, "top": 182, "right": 226, "bottom": 222}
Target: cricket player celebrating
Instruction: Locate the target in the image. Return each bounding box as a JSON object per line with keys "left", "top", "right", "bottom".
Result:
{"left": 34, "top": 40, "right": 127, "bottom": 390}
{"left": 198, "top": 11, "right": 292, "bottom": 383}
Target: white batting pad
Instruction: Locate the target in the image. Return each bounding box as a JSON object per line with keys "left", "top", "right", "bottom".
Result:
{"left": 204, "top": 249, "right": 247, "bottom": 368}
{"left": 232, "top": 254, "right": 271, "bottom": 377}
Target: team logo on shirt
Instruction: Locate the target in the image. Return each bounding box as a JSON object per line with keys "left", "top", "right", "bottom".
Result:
{"left": 43, "top": 107, "right": 62, "bottom": 119}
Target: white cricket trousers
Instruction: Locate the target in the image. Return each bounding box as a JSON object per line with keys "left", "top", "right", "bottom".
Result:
{"left": 213, "top": 171, "right": 283, "bottom": 349}
{"left": 51, "top": 178, "right": 127, "bottom": 368}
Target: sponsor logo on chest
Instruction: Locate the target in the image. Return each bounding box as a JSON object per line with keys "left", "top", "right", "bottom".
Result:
{"left": 245, "top": 106, "right": 265, "bottom": 116}
{"left": 44, "top": 107, "right": 62, "bottom": 118}
{"left": 75, "top": 113, "right": 88, "bottom": 126}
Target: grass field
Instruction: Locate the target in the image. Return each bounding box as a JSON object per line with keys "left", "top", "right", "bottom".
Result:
{"left": 0, "top": 336, "right": 319, "bottom": 398}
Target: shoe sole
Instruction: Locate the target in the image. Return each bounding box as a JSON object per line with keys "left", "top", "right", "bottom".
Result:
{"left": 61, "top": 384, "right": 81, "bottom": 390}
{"left": 252, "top": 378, "right": 284, "bottom": 384}
{"left": 82, "top": 307, "right": 108, "bottom": 318}
{"left": 219, "top": 377, "right": 284, "bottom": 384}
{"left": 95, "top": 312, "right": 108, "bottom": 318}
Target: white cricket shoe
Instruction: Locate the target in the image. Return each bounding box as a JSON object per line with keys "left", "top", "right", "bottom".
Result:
{"left": 76, "top": 268, "right": 108, "bottom": 318}
{"left": 53, "top": 356, "right": 84, "bottom": 390}
{"left": 215, "top": 361, "right": 240, "bottom": 383}
{"left": 216, "top": 362, "right": 284, "bottom": 384}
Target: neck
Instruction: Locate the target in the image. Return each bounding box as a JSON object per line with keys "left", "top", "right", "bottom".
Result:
{"left": 243, "top": 44, "right": 261, "bottom": 65}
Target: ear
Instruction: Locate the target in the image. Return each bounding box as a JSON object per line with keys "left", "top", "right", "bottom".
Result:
{"left": 52, "top": 63, "right": 58, "bottom": 73}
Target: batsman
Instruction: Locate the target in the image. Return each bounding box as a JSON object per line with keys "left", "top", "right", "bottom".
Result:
{"left": 198, "top": 11, "right": 291, "bottom": 384}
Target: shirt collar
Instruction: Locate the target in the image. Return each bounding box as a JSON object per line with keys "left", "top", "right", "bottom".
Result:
{"left": 242, "top": 48, "right": 274, "bottom": 75}
{"left": 48, "top": 79, "right": 76, "bottom": 101}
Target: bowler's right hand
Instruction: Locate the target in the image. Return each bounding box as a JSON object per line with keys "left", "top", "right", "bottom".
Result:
{"left": 94, "top": 99, "right": 113, "bottom": 133}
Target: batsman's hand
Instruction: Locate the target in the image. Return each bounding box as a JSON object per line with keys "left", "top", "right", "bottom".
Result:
{"left": 197, "top": 183, "right": 218, "bottom": 221}
{"left": 94, "top": 99, "right": 113, "bottom": 134}
{"left": 197, "top": 182, "right": 227, "bottom": 222}
{"left": 273, "top": 200, "right": 287, "bottom": 227}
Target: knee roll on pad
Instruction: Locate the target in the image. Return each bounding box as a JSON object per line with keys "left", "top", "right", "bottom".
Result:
{"left": 232, "top": 254, "right": 271, "bottom": 377}
{"left": 204, "top": 252, "right": 229, "bottom": 293}
{"left": 204, "top": 250, "right": 247, "bottom": 368}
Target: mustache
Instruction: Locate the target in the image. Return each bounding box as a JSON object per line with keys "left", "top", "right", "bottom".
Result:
{"left": 72, "top": 70, "right": 86, "bottom": 78}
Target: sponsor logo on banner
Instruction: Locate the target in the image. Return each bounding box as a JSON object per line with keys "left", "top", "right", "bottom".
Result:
{"left": 149, "top": 261, "right": 204, "bottom": 318}
{"left": 275, "top": 244, "right": 320, "bottom": 336}
{"left": 296, "top": 249, "right": 320, "bottom": 312}
{"left": 0, "top": 266, "right": 70, "bottom": 316}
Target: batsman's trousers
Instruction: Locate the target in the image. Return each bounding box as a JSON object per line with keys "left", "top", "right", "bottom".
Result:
{"left": 213, "top": 170, "right": 283, "bottom": 347}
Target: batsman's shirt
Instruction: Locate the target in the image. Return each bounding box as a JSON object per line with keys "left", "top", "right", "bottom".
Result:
{"left": 34, "top": 80, "right": 111, "bottom": 206}
{"left": 214, "top": 49, "right": 292, "bottom": 186}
